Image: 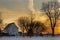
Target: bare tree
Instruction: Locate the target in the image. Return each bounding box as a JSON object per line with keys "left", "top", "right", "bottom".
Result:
{"left": 18, "top": 16, "right": 46, "bottom": 36}
{"left": 33, "top": 21, "right": 47, "bottom": 34}
{"left": 18, "top": 17, "right": 30, "bottom": 33}
{"left": 41, "top": 0, "right": 60, "bottom": 36}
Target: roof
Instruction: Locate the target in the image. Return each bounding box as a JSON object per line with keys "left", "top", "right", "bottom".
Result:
{"left": 3, "top": 23, "right": 19, "bottom": 36}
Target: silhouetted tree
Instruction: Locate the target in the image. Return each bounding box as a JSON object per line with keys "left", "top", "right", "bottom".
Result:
{"left": 41, "top": 0, "right": 60, "bottom": 36}
{"left": 33, "top": 21, "right": 46, "bottom": 33}
{"left": 18, "top": 17, "right": 47, "bottom": 36}
{"left": 18, "top": 17, "right": 30, "bottom": 34}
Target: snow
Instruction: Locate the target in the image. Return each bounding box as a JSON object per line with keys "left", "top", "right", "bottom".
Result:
{"left": 0, "top": 36, "right": 60, "bottom": 40}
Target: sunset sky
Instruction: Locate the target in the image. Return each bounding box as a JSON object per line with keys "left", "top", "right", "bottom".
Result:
{"left": 0, "top": 0, "right": 60, "bottom": 34}
{"left": 0, "top": 0, "right": 59, "bottom": 23}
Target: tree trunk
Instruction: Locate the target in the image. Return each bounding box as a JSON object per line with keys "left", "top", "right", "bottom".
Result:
{"left": 27, "top": 28, "right": 33, "bottom": 36}
{"left": 22, "top": 27, "right": 24, "bottom": 36}
{"left": 52, "top": 28, "right": 54, "bottom": 36}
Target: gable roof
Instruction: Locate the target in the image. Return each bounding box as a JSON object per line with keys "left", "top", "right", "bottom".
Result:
{"left": 3, "top": 23, "right": 19, "bottom": 36}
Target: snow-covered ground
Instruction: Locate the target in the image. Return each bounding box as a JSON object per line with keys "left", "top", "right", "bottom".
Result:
{"left": 0, "top": 36, "right": 60, "bottom": 40}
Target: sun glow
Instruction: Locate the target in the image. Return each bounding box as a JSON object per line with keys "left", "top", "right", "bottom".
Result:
{"left": 54, "top": 26, "right": 60, "bottom": 34}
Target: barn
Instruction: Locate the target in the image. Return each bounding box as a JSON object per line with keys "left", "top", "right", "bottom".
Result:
{"left": 3, "top": 23, "right": 19, "bottom": 36}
